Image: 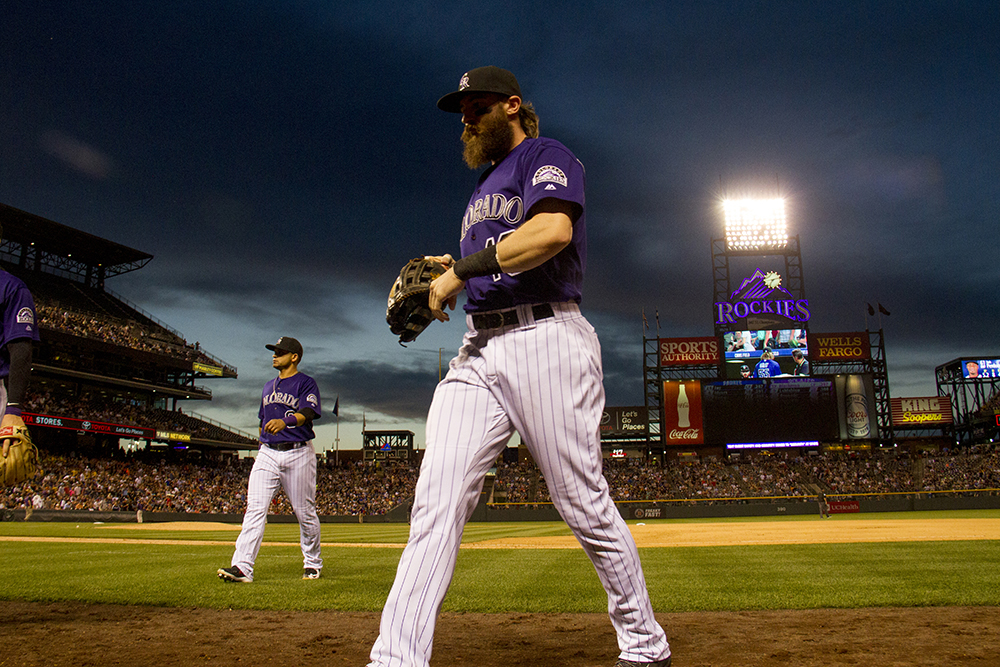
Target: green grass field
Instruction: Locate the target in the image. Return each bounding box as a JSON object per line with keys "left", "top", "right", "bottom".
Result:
{"left": 2, "top": 511, "right": 998, "bottom": 613}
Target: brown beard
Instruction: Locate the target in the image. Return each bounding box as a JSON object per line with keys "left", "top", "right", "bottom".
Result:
{"left": 461, "top": 106, "right": 514, "bottom": 169}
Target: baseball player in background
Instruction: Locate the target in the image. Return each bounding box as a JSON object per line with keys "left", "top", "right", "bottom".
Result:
{"left": 753, "top": 347, "right": 781, "bottom": 378}
{"left": 0, "top": 224, "right": 40, "bottom": 438}
{"left": 218, "top": 336, "right": 323, "bottom": 582}
{"left": 368, "top": 66, "right": 671, "bottom": 667}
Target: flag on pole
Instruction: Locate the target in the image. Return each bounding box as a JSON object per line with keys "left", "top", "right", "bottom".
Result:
{"left": 878, "top": 303, "right": 891, "bottom": 316}
{"left": 867, "top": 303, "right": 875, "bottom": 316}
{"left": 641, "top": 309, "right": 648, "bottom": 332}
{"left": 332, "top": 396, "right": 339, "bottom": 417}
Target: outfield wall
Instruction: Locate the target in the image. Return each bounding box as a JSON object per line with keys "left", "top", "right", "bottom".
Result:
{"left": 5, "top": 494, "right": 997, "bottom": 523}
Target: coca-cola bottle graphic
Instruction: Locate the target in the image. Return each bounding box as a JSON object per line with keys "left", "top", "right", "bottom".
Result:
{"left": 677, "top": 383, "right": 690, "bottom": 428}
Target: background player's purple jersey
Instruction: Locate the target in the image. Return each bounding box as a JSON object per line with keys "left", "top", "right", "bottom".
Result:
{"left": 0, "top": 270, "right": 40, "bottom": 378}
{"left": 258, "top": 372, "right": 321, "bottom": 444}
{"left": 460, "top": 137, "right": 586, "bottom": 312}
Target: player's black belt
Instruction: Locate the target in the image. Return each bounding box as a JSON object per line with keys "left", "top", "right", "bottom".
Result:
{"left": 471, "top": 303, "right": 554, "bottom": 330}
{"left": 265, "top": 441, "right": 308, "bottom": 452}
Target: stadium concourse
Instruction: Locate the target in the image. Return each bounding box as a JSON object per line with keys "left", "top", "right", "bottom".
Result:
{"left": 3, "top": 446, "right": 998, "bottom": 517}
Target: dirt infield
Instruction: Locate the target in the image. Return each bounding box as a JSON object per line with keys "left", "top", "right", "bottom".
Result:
{"left": 6, "top": 601, "right": 999, "bottom": 666}
{"left": 4, "top": 519, "right": 1000, "bottom": 666}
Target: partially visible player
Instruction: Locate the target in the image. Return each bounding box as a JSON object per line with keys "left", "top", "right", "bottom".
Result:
{"left": 218, "top": 336, "right": 323, "bottom": 582}
{"left": 0, "top": 224, "right": 40, "bottom": 436}
{"left": 368, "top": 66, "right": 671, "bottom": 667}
{"left": 753, "top": 348, "right": 781, "bottom": 378}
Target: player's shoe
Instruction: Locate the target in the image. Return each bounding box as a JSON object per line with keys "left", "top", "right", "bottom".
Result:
{"left": 302, "top": 568, "right": 321, "bottom": 580}
{"left": 217, "top": 566, "right": 251, "bottom": 583}
{"left": 614, "top": 658, "right": 671, "bottom": 667}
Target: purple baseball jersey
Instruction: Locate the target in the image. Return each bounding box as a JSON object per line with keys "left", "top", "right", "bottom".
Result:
{"left": 460, "top": 137, "right": 586, "bottom": 312}
{"left": 0, "top": 271, "right": 39, "bottom": 378}
{"left": 258, "top": 372, "right": 321, "bottom": 444}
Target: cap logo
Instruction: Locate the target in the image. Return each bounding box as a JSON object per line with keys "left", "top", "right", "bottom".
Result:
{"left": 459, "top": 73, "right": 470, "bottom": 91}
{"left": 531, "top": 165, "right": 568, "bottom": 188}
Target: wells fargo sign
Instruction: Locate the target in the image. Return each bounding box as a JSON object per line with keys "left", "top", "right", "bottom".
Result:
{"left": 890, "top": 397, "right": 953, "bottom": 427}
{"left": 659, "top": 337, "right": 719, "bottom": 366}
{"left": 812, "top": 332, "right": 870, "bottom": 361}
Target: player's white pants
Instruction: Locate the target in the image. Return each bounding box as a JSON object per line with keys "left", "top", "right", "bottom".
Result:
{"left": 369, "top": 302, "right": 670, "bottom": 667}
{"left": 231, "top": 442, "right": 323, "bottom": 580}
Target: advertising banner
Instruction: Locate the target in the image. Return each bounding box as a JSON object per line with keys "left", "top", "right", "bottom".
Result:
{"left": 157, "top": 431, "right": 192, "bottom": 442}
{"left": 890, "top": 397, "right": 953, "bottom": 427}
{"left": 662, "top": 380, "right": 704, "bottom": 445}
{"left": 835, "top": 374, "right": 875, "bottom": 440}
{"left": 658, "top": 337, "right": 720, "bottom": 366}
{"left": 193, "top": 361, "right": 224, "bottom": 376}
{"left": 23, "top": 412, "right": 155, "bottom": 439}
{"left": 812, "top": 332, "right": 871, "bottom": 361}
{"left": 828, "top": 500, "right": 860, "bottom": 514}
{"left": 600, "top": 406, "right": 648, "bottom": 438}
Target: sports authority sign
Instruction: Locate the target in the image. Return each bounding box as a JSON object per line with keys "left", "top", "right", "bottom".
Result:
{"left": 890, "top": 397, "right": 954, "bottom": 427}
{"left": 714, "top": 268, "right": 811, "bottom": 330}
{"left": 662, "top": 380, "right": 704, "bottom": 445}
{"left": 659, "top": 337, "right": 720, "bottom": 366}
{"left": 812, "top": 332, "right": 871, "bottom": 361}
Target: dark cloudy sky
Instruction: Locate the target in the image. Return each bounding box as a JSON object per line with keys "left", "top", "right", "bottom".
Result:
{"left": 2, "top": 1, "right": 997, "bottom": 450}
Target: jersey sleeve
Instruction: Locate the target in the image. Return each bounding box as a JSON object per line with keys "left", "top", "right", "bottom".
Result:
{"left": 522, "top": 142, "right": 585, "bottom": 222}
{"left": 2, "top": 281, "right": 39, "bottom": 346}
{"left": 300, "top": 376, "right": 322, "bottom": 420}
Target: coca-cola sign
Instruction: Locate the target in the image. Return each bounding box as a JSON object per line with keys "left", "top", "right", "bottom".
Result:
{"left": 662, "top": 380, "right": 704, "bottom": 445}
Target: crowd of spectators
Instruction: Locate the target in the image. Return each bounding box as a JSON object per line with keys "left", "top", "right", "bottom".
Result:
{"left": 1, "top": 454, "right": 419, "bottom": 516}
{"left": 35, "top": 301, "right": 234, "bottom": 373}
{"left": 2, "top": 446, "right": 997, "bottom": 516}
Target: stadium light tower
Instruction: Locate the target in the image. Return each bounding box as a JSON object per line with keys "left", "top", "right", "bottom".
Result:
{"left": 723, "top": 198, "right": 788, "bottom": 252}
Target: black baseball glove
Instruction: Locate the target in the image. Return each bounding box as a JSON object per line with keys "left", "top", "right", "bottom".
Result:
{"left": 387, "top": 257, "right": 448, "bottom": 345}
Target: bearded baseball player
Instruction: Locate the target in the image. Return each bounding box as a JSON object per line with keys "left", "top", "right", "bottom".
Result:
{"left": 217, "top": 336, "right": 323, "bottom": 582}
{"left": 368, "top": 66, "right": 671, "bottom": 667}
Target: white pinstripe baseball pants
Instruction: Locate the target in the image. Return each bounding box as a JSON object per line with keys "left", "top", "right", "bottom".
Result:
{"left": 231, "top": 442, "right": 323, "bottom": 580}
{"left": 369, "top": 302, "right": 670, "bottom": 667}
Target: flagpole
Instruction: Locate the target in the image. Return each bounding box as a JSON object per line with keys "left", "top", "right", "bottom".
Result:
{"left": 334, "top": 395, "right": 340, "bottom": 466}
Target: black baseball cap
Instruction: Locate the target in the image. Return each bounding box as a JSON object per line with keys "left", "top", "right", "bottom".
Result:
{"left": 266, "top": 336, "right": 303, "bottom": 358}
{"left": 437, "top": 66, "right": 522, "bottom": 113}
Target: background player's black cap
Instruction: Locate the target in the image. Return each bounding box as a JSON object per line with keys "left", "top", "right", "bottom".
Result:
{"left": 437, "top": 66, "right": 522, "bottom": 113}
{"left": 266, "top": 336, "right": 303, "bottom": 358}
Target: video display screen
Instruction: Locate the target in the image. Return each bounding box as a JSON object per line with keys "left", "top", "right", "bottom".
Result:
{"left": 962, "top": 359, "right": 1000, "bottom": 379}
{"left": 722, "top": 329, "right": 807, "bottom": 360}
{"left": 701, "top": 377, "right": 837, "bottom": 445}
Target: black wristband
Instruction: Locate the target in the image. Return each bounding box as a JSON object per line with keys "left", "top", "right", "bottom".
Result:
{"left": 453, "top": 245, "right": 501, "bottom": 281}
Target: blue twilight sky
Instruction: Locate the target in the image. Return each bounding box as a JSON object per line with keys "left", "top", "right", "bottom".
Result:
{"left": 2, "top": 1, "right": 997, "bottom": 451}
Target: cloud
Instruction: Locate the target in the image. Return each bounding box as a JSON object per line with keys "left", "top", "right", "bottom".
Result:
{"left": 40, "top": 130, "right": 115, "bottom": 179}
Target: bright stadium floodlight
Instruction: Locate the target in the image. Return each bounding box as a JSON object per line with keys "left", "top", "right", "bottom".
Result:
{"left": 723, "top": 198, "right": 788, "bottom": 251}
